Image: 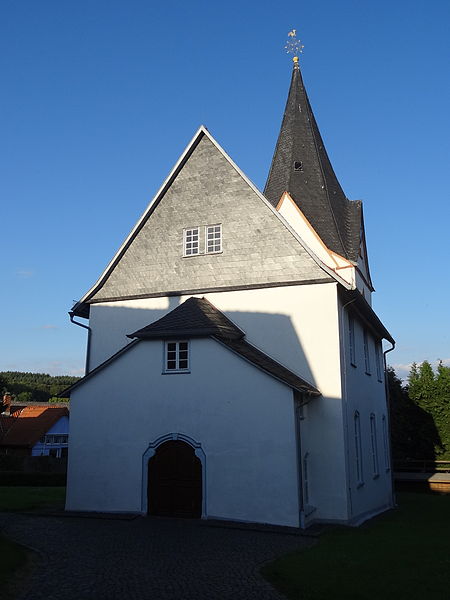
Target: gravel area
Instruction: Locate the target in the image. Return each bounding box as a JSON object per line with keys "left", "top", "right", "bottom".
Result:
{"left": 0, "top": 513, "right": 315, "bottom": 599}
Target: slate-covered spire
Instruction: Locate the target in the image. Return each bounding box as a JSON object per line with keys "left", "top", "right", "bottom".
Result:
{"left": 264, "top": 57, "right": 361, "bottom": 262}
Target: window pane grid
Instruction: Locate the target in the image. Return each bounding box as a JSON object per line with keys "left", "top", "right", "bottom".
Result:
{"left": 165, "top": 341, "right": 190, "bottom": 372}
{"left": 206, "top": 225, "right": 222, "bottom": 253}
{"left": 184, "top": 228, "right": 199, "bottom": 256}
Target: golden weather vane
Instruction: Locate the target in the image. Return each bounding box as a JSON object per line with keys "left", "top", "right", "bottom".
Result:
{"left": 285, "top": 29, "right": 304, "bottom": 65}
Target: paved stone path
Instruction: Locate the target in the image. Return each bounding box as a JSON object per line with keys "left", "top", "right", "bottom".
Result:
{"left": 0, "top": 513, "right": 315, "bottom": 599}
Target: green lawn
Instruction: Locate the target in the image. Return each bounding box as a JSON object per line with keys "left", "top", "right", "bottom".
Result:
{"left": 262, "top": 493, "right": 450, "bottom": 600}
{"left": 0, "top": 486, "right": 66, "bottom": 512}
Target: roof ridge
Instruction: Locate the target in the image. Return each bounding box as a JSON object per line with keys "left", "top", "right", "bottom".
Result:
{"left": 128, "top": 296, "right": 245, "bottom": 340}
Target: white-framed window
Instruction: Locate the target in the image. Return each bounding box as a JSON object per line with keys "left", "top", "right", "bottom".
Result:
{"left": 303, "top": 452, "right": 310, "bottom": 505}
{"left": 354, "top": 411, "right": 364, "bottom": 486}
{"left": 375, "top": 342, "right": 383, "bottom": 382}
{"left": 164, "top": 340, "right": 190, "bottom": 373}
{"left": 370, "top": 413, "right": 379, "bottom": 478}
{"left": 364, "top": 329, "right": 371, "bottom": 374}
{"left": 382, "top": 415, "right": 390, "bottom": 471}
{"left": 349, "top": 314, "right": 356, "bottom": 366}
{"left": 205, "top": 224, "right": 222, "bottom": 254}
{"left": 183, "top": 227, "right": 199, "bottom": 256}
{"left": 44, "top": 434, "right": 68, "bottom": 445}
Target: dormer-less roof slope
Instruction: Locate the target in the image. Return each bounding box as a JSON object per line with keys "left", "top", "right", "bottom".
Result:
{"left": 264, "top": 62, "right": 362, "bottom": 262}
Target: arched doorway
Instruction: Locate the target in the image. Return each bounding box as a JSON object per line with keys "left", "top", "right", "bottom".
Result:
{"left": 147, "top": 440, "right": 202, "bottom": 518}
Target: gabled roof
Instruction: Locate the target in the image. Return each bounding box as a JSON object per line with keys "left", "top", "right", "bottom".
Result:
{"left": 128, "top": 297, "right": 245, "bottom": 340}
{"left": 215, "top": 336, "right": 320, "bottom": 396}
{"left": 264, "top": 62, "right": 362, "bottom": 262}
{"left": 0, "top": 405, "right": 69, "bottom": 448}
{"left": 71, "top": 126, "right": 348, "bottom": 318}
{"left": 65, "top": 297, "right": 320, "bottom": 396}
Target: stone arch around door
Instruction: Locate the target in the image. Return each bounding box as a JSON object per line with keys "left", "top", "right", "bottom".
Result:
{"left": 141, "top": 434, "right": 206, "bottom": 517}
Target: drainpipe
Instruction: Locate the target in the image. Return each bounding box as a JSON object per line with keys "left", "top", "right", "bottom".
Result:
{"left": 340, "top": 297, "right": 357, "bottom": 520}
{"left": 383, "top": 341, "right": 396, "bottom": 509}
{"left": 69, "top": 311, "right": 91, "bottom": 375}
{"left": 294, "top": 390, "right": 306, "bottom": 529}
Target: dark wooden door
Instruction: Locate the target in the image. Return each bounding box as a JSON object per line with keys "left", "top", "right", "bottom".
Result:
{"left": 148, "top": 441, "right": 202, "bottom": 518}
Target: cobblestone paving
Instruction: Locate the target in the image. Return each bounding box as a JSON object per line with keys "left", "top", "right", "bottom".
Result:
{"left": 0, "top": 513, "right": 314, "bottom": 600}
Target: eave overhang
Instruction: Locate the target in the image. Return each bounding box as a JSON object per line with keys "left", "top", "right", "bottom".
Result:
{"left": 339, "top": 288, "right": 394, "bottom": 344}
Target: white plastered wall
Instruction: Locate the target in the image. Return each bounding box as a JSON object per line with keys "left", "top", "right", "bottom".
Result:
{"left": 66, "top": 338, "right": 300, "bottom": 527}
{"left": 86, "top": 282, "right": 350, "bottom": 522}
{"left": 276, "top": 192, "right": 355, "bottom": 290}
{"left": 340, "top": 301, "right": 393, "bottom": 522}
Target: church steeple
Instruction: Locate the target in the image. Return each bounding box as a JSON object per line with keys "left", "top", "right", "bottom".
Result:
{"left": 264, "top": 41, "right": 361, "bottom": 262}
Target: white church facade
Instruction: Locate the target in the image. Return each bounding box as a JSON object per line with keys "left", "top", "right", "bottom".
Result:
{"left": 63, "top": 55, "right": 394, "bottom": 528}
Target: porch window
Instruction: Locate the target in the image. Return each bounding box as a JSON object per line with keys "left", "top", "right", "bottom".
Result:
{"left": 165, "top": 341, "right": 190, "bottom": 373}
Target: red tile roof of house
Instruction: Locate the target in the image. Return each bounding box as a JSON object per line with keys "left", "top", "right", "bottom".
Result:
{"left": 0, "top": 405, "right": 69, "bottom": 448}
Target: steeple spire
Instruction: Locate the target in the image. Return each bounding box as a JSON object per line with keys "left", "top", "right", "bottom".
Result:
{"left": 264, "top": 34, "right": 361, "bottom": 261}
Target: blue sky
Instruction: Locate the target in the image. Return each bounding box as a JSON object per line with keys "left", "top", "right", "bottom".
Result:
{"left": 1, "top": 0, "right": 449, "bottom": 380}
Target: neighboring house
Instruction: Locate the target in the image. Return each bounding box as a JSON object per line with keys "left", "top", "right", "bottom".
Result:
{"left": 63, "top": 55, "right": 394, "bottom": 528}
{"left": 0, "top": 399, "right": 69, "bottom": 458}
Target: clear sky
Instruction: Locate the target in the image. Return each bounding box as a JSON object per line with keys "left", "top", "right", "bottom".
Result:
{"left": 1, "top": 0, "right": 449, "bottom": 381}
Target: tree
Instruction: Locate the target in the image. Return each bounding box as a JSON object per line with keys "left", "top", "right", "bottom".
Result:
{"left": 16, "top": 391, "right": 33, "bottom": 403}
{"left": 435, "top": 361, "right": 450, "bottom": 457}
{"left": 0, "top": 371, "right": 79, "bottom": 402}
{"left": 388, "top": 366, "right": 439, "bottom": 460}
{"left": 0, "top": 374, "right": 6, "bottom": 395}
{"left": 406, "top": 360, "right": 450, "bottom": 459}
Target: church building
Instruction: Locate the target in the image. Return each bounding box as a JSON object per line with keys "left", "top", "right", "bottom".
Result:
{"left": 63, "top": 45, "right": 394, "bottom": 528}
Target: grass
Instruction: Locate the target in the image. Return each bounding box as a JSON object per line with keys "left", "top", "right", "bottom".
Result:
{"left": 0, "top": 487, "right": 66, "bottom": 597}
{"left": 262, "top": 492, "right": 450, "bottom": 600}
{"left": 0, "top": 534, "right": 29, "bottom": 596}
{"left": 0, "top": 486, "right": 66, "bottom": 512}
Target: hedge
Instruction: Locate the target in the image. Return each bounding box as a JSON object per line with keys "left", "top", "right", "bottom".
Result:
{"left": 0, "top": 472, "right": 66, "bottom": 486}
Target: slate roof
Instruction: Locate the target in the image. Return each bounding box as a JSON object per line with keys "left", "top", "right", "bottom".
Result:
{"left": 128, "top": 297, "right": 245, "bottom": 340}
{"left": 65, "top": 297, "right": 320, "bottom": 396}
{"left": 71, "top": 128, "right": 331, "bottom": 319}
{"left": 338, "top": 288, "right": 394, "bottom": 344}
{"left": 128, "top": 297, "right": 320, "bottom": 395}
{"left": 264, "top": 62, "right": 362, "bottom": 262}
{"left": 216, "top": 337, "right": 320, "bottom": 395}
{"left": 0, "top": 405, "right": 69, "bottom": 448}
